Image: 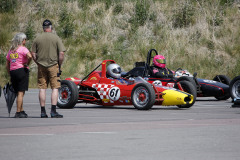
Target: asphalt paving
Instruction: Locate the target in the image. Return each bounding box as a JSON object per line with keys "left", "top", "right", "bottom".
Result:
{"left": 0, "top": 89, "right": 239, "bottom": 160}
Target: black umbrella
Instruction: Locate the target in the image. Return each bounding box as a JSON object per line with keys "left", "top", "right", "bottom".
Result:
{"left": 3, "top": 83, "right": 17, "bottom": 117}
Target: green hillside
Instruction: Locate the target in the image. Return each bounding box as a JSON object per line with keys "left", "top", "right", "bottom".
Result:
{"left": 0, "top": 0, "right": 240, "bottom": 87}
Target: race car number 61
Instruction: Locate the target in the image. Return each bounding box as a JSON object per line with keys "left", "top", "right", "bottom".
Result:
{"left": 109, "top": 87, "right": 120, "bottom": 101}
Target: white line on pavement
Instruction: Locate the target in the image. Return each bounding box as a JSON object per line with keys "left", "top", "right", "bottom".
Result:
{"left": 82, "top": 132, "right": 117, "bottom": 134}
{"left": 0, "top": 134, "right": 54, "bottom": 136}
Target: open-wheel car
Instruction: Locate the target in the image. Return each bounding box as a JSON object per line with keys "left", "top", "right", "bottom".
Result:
{"left": 57, "top": 60, "right": 194, "bottom": 110}
{"left": 122, "top": 49, "right": 231, "bottom": 104}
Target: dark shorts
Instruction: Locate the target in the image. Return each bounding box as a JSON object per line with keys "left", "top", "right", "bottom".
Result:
{"left": 10, "top": 68, "right": 29, "bottom": 92}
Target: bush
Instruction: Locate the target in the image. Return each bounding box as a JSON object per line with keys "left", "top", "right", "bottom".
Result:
{"left": 149, "top": 12, "right": 157, "bottom": 22}
{"left": 0, "top": 52, "right": 6, "bottom": 65}
{"left": 0, "top": 0, "right": 17, "bottom": 13}
{"left": 101, "top": 44, "right": 109, "bottom": 56}
{"left": 134, "top": 0, "right": 149, "bottom": 26}
{"left": 129, "top": 0, "right": 150, "bottom": 32}
{"left": 113, "top": 3, "right": 123, "bottom": 15}
{"left": 0, "top": 29, "right": 11, "bottom": 49}
{"left": 219, "top": 0, "right": 234, "bottom": 6}
{"left": 25, "top": 20, "right": 35, "bottom": 40}
{"left": 104, "top": 0, "right": 112, "bottom": 10}
{"left": 78, "top": 0, "right": 95, "bottom": 10}
{"left": 200, "top": 38, "right": 215, "bottom": 52}
{"left": 94, "top": 8, "right": 103, "bottom": 17}
{"left": 208, "top": 11, "right": 223, "bottom": 26}
{"left": 172, "top": 2, "right": 195, "bottom": 28}
{"left": 58, "top": 5, "right": 75, "bottom": 38}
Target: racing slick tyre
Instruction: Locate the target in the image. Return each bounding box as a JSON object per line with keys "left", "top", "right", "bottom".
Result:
{"left": 213, "top": 75, "right": 231, "bottom": 100}
{"left": 229, "top": 76, "right": 240, "bottom": 100}
{"left": 175, "top": 81, "right": 197, "bottom": 108}
{"left": 131, "top": 83, "right": 155, "bottom": 110}
{"left": 57, "top": 80, "right": 79, "bottom": 109}
{"left": 213, "top": 75, "right": 231, "bottom": 85}
{"left": 177, "top": 76, "right": 197, "bottom": 89}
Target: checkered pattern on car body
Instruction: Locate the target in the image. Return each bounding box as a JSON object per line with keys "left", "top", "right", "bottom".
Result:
{"left": 92, "top": 84, "right": 115, "bottom": 103}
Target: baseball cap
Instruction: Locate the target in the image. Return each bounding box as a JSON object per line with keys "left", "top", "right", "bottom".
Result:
{"left": 42, "top": 19, "right": 52, "bottom": 27}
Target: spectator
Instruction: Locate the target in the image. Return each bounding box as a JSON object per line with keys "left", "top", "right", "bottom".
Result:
{"left": 31, "top": 19, "right": 65, "bottom": 118}
{"left": 6, "top": 33, "right": 32, "bottom": 118}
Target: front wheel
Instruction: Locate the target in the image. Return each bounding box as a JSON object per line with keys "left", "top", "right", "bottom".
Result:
{"left": 57, "top": 80, "right": 79, "bottom": 109}
{"left": 131, "top": 83, "right": 155, "bottom": 110}
{"left": 229, "top": 76, "right": 240, "bottom": 100}
{"left": 175, "top": 81, "right": 196, "bottom": 108}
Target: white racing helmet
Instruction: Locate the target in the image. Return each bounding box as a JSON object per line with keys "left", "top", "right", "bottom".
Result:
{"left": 107, "top": 63, "right": 122, "bottom": 79}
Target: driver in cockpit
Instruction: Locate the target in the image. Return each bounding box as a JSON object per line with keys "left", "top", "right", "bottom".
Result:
{"left": 152, "top": 55, "right": 174, "bottom": 78}
{"left": 107, "top": 63, "right": 121, "bottom": 79}
{"left": 107, "top": 63, "right": 128, "bottom": 84}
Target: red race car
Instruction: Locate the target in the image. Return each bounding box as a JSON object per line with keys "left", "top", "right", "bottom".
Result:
{"left": 57, "top": 60, "right": 194, "bottom": 110}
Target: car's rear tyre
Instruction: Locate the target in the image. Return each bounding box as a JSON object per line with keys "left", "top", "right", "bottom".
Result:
{"left": 175, "top": 81, "right": 196, "bottom": 108}
{"left": 57, "top": 80, "right": 79, "bottom": 109}
{"left": 131, "top": 83, "right": 155, "bottom": 110}
{"left": 229, "top": 76, "right": 240, "bottom": 100}
{"left": 213, "top": 75, "right": 231, "bottom": 100}
{"left": 213, "top": 75, "right": 231, "bottom": 85}
{"left": 177, "top": 76, "right": 197, "bottom": 89}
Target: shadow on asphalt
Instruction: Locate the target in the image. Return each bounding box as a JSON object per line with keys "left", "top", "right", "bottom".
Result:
{"left": 196, "top": 99, "right": 233, "bottom": 103}
{"left": 71, "top": 105, "right": 185, "bottom": 111}
{"left": 0, "top": 116, "right": 43, "bottom": 118}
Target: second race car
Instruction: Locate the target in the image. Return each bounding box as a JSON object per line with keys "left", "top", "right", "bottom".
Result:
{"left": 122, "top": 49, "right": 230, "bottom": 101}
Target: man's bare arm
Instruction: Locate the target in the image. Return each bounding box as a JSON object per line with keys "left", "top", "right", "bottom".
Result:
{"left": 31, "top": 52, "right": 37, "bottom": 63}
{"left": 59, "top": 51, "right": 64, "bottom": 66}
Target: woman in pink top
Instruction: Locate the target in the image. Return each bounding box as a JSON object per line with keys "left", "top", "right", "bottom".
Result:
{"left": 6, "top": 33, "right": 32, "bottom": 118}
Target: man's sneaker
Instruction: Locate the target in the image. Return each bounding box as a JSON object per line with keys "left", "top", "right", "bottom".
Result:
{"left": 14, "top": 112, "right": 27, "bottom": 118}
{"left": 41, "top": 112, "right": 48, "bottom": 118}
{"left": 20, "top": 111, "right": 28, "bottom": 118}
{"left": 14, "top": 112, "right": 20, "bottom": 118}
{"left": 50, "top": 112, "right": 63, "bottom": 118}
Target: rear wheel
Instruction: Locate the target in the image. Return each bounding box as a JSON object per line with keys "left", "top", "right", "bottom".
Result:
{"left": 175, "top": 81, "right": 196, "bottom": 108}
{"left": 213, "top": 75, "right": 231, "bottom": 85}
{"left": 213, "top": 75, "right": 231, "bottom": 100}
{"left": 131, "top": 83, "right": 155, "bottom": 110}
{"left": 57, "top": 80, "right": 79, "bottom": 109}
{"left": 177, "top": 76, "right": 197, "bottom": 89}
{"left": 229, "top": 76, "right": 240, "bottom": 100}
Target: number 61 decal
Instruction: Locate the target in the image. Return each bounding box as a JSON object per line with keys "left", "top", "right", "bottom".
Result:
{"left": 108, "top": 87, "right": 120, "bottom": 101}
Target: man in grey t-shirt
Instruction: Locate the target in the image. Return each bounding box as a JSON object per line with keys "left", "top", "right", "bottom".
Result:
{"left": 32, "top": 19, "right": 65, "bottom": 118}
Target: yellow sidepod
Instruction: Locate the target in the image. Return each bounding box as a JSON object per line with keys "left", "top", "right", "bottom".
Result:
{"left": 161, "top": 90, "right": 194, "bottom": 106}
